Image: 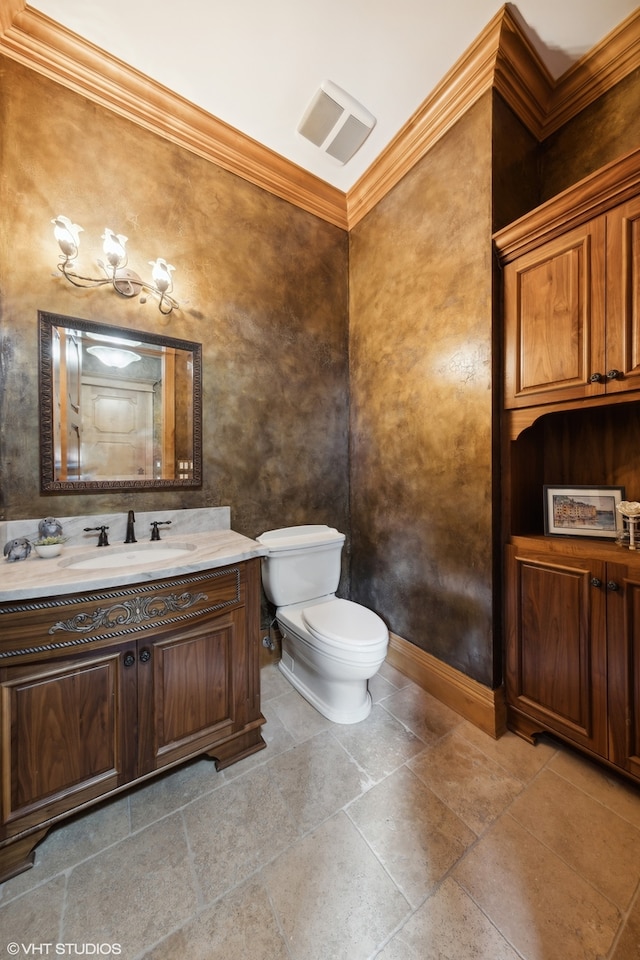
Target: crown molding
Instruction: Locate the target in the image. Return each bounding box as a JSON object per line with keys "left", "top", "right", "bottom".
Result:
{"left": 544, "top": 7, "right": 640, "bottom": 137}
{"left": 346, "top": 5, "right": 555, "bottom": 227}
{"left": 1, "top": 4, "right": 638, "bottom": 231}
{"left": 0, "top": 3, "right": 349, "bottom": 229}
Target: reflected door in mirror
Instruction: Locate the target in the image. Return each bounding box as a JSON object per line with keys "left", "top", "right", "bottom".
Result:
{"left": 39, "top": 311, "right": 202, "bottom": 492}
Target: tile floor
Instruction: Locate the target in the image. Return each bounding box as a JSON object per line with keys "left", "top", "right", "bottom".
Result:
{"left": 2, "top": 661, "right": 640, "bottom": 960}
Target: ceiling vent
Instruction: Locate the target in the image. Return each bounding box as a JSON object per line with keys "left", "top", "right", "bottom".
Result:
{"left": 297, "top": 80, "right": 376, "bottom": 165}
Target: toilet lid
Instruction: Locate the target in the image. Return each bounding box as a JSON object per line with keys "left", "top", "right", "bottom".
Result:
{"left": 302, "top": 598, "right": 387, "bottom": 647}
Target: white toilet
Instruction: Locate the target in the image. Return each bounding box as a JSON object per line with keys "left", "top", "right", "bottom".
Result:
{"left": 256, "top": 525, "right": 389, "bottom": 723}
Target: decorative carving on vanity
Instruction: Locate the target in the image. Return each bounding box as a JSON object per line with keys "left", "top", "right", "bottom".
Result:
{"left": 48, "top": 590, "right": 209, "bottom": 635}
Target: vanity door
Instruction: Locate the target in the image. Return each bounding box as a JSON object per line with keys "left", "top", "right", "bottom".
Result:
{"left": 0, "top": 644, "right": 136, "bottom": 840}
{"left": 137, "top": 609, "right": 247, "bottom": 774}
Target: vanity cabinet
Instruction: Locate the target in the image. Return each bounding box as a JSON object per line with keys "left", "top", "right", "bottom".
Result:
{"left": 0, "top": 559, "right": 265, "bottom": 882}
{"left": 500, "top": 158, "right": 640, "bottom": 410}
{"left": 506, "top": 538, "right": 640, "bottom": 778}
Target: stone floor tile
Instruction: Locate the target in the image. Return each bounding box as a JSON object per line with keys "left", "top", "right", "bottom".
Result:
{"left": 609, "top": 887, "right": 640, "bottom": 960}
{"left": 377, "top": 661, "right": 414, "bottom": 689}
{"left": 0, "top": 875, "right": 66, "bottom": 947}
{"left": 409, "top": 728, "right": 524, "bottom": 834}
{"left": 369, "top": 670, "right": 402, "bottom": 703}
{"left": 142, "top": 878, "right": 290, "bottom": 960}
{"left": 347, "top": 766, "right": 475, "bottom": 906}
{"left": 267, "top": 687, "right": 334, "bottom": 742}
{"left": 382, "top": 683, "right": 463, "bottom": 744}
{"left": 457, "top": 720, "right": 557, "bottom": 782}
{"left": 259, "top": 662, "right": 291, "bottom": 702}
{"left": 182, "top": 763, "right": 300, "bottom": 903}
{"left": 268, "top": 730, "right": 369, "bottom": 832}
{"left": 262, "top": 811, "right": 410, "bottom": 960}
{"left": 454, "top": 813, "right": 621, "bottom": 960}
{"left": 0, "top": 793, "right": 130, "bottom": 903}
{"left": 548, "top": 747, "right": 640, "bottom": 828}
{"left": 62, "top": 813, "right": 196, "bottom": 958}
{"left": 129, "top": 756, "right": 223, "bottom": 831}
{"left": 332, "top": 702, "right": 425, "bottom": 782}
{"left": 510, "top": 768, "right": 640, "bottom": 908}
{"left": 376, "top": 877, "right": 522, "bottom": 960}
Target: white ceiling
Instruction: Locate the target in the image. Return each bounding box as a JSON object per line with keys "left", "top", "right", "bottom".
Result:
{"left": 29, "top": 0, "right": 639, "bottom": 191}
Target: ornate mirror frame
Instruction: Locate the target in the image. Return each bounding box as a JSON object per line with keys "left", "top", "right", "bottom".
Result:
{"left": 39, "top": 310, "right": 202, "bottom": 492}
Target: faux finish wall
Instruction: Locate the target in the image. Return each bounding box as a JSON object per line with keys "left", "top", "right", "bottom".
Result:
{"left": 0, "top": 59, "right": 349, "bottom": 551}
{"left": 349, "top": 97, "right": 496, "bottom": 687}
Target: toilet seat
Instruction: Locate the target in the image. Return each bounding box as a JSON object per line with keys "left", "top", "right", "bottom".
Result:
{"left": 302, "top": 598, "right": 387, "bottom": 648}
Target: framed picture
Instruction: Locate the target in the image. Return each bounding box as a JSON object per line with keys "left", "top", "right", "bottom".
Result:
{"left": 543, "top": 485, "right": 625, "bottom": 539}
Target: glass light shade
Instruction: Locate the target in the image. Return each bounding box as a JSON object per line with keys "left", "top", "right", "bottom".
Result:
{"left": 86, "top": 345, "right": 141, "bottom": 368}
{"left": 52, "top": 215, "right": 82, "bottom": 259}
{"left": 102, "top": 228, "right": 128, "bottom": 268}
{"left": 150, "top": 258, "right": 175, "bottom": 293}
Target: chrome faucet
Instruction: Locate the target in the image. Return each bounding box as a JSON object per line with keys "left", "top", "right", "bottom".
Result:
{"left": 124, "top": 510, "right": 137, "bottom": 543}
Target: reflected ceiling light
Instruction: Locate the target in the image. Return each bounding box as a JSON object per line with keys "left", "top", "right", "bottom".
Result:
{"left": 85, "top": 332, "right": 142, "bottom": 347}
{"left": 51, "top": 216, "right": 178, "bottom": 315}
{"left": 86, "top": 345, "right": 142, "bottom": 368}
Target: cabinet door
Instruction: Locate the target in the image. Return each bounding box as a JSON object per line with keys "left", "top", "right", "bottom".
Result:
{"left": 138, "top": 611, "right": 246, "bottom": 773}
{"left": 605, "top": 197, "right": 640, "bottom": 394}
{"left": 503, "top": 219, "right": 606, "bottom": 408}
{"left": 606, "top": 562, "right": 640, "bottom": 777}
{"left": 505, "top": 545, "right": 608, "bottom": 754}
{"left": 0, "top": 647, "right": 136, "bottom": 839}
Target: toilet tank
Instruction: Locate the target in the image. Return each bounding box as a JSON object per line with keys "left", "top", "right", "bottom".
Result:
{"left": 256, "top": 525, "right": 346, "bottom": 606}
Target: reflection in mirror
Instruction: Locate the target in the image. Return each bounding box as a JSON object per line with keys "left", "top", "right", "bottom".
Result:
{"left": 39, "top": 311, "right": 202, "bottom": 491}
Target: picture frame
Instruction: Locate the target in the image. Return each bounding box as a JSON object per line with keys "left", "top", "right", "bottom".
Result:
{"left": 543, "top": 485, "right": 625, "bottom": 539}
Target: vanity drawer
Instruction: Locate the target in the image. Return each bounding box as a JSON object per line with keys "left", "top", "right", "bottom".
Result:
{"left": 0, "top": 565, "right": 245, "bottom": 664}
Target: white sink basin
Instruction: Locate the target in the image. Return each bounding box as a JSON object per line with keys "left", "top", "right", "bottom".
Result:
{"left": 60, "top": 542, "right": 197, "bottom": 571}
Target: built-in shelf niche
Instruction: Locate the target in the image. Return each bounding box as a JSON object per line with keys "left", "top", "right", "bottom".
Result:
{"left": 508, "top": 400, "right": 640, "bottom": 539}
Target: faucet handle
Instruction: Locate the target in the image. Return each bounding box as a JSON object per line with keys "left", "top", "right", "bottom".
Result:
{"left": 150, "top": 520, "right": 172, "bottom": 541}
{"left": 84, "top": 525, "right": 110, "bottom": 547}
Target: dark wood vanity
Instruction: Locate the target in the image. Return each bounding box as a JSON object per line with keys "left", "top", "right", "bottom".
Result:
{"left": 0, "top": 554, "right": 265, "bottom": 883}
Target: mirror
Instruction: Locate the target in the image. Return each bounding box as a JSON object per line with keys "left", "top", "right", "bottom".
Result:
{"left": 39, "top": 311, "right": 202, "bottom": 491}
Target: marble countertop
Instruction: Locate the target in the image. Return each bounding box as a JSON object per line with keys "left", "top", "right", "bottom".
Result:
{"left": 0, "top": 527, "right": 267, "bottom": 603}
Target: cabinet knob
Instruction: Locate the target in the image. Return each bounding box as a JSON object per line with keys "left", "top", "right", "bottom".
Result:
{"left": 589, "top": 372, "right": 604, "bottom": 383}
{"left": 606, "top": 369, "right": 621, "bottom": 381}
{"left": 123, "top": 652, "right": 135, "bottom": 668}
{"left": 590, "top": 577, "right": 602, "bottom": 588}
{"left": 607, "top": 581, "right": 620, "bottom": 592}
{"left": 139, "top": 648, "right": 151, "bottom": 663}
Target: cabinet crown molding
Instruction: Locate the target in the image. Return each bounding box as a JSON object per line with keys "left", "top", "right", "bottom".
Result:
{"left": 494, "top": 146, "right": 640, "bottom": 263}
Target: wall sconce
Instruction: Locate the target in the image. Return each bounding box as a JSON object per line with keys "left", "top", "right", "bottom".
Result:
{"left": 52, "top": 215, "right": 178, "bottom": 315}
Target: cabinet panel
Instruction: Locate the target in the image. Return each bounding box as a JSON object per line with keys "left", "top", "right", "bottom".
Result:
{"left": 0, "top": 649, "right": 135, "bottom": 836}
{"left": 139, "top": 614, "right": 242, "bottom": 772}
{"left": 607, "top": 564, "right": 640, "bottom": 777}
{"left": 504, "top": 220, "right": 606, "bottom": 408}
{"left": 506, "top": 545, "right": 607, "bottom": 753}
{"left": 605, "top": 197, "right": 640, "bottom": 393}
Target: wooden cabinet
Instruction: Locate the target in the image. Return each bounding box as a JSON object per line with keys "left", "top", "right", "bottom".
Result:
{"left": 498, "top": 149, "right": 640, "bottom": 784}
{"left": 505, "top": 542, "right": 607, "bottom": 754}
{"left": 498, "top": 152, "right": 640, "bottom": 410}
{"left": 506, "top": 538, "right": 640, "bottom": 780}
{"left": 0, "top": 559, "right": 265, "bottom": 882}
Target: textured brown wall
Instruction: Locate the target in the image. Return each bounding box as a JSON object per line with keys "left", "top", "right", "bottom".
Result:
{"left": 540, "top": 66, "right": 640, "bottom": 201}
{"left": 349, "top": 97, "right": 496, "bottom": 686}
{"left": 0, "top": 58, "right": 349, "bottom": 553}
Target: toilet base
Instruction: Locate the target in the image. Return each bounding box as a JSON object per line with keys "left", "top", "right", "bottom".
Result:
{"left": 278, "top": 648, "right": 372, "bottom": 724}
